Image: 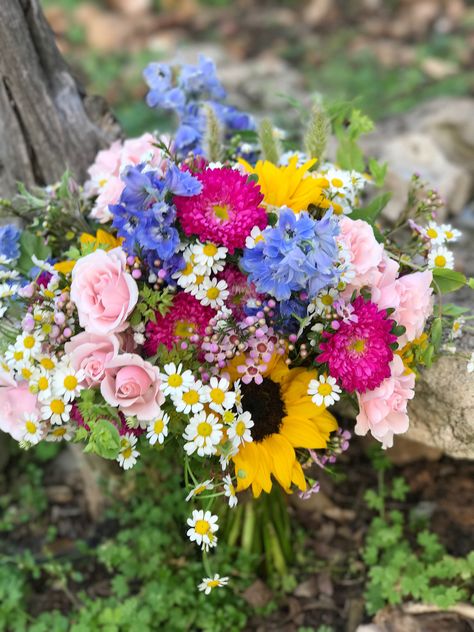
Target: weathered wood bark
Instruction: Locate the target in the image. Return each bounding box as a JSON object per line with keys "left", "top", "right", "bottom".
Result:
{"left": 0, "top": 0, "right": 121, "bottom": 197}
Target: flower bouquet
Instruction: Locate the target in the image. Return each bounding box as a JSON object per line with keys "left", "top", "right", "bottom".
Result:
{"left": 1, "top": 55, "right": 473, "bottom": 594}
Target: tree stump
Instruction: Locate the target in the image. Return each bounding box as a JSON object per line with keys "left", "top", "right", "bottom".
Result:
{"left": 0, "top": 0, "right": 121, "bottom": 198}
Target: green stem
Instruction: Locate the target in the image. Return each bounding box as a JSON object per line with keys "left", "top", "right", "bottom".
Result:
{"left": 241, "top": 501, "right": 256, "bottom": 554}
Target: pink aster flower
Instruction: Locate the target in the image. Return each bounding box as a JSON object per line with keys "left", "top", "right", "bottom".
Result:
{"left": 318, "top": 297, "right": 397, "bottom": 393}
{"left": 217, "top": 266, "right": 262, "bottom": 319}
{"left": 144, "top": 292, "right": 215, "bottom": 354}
{"left": 174, "top": 167, "right": 267, "bottom": 253}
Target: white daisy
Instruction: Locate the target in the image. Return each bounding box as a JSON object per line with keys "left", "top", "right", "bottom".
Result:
{"left": 196, "top": 278, "right": 229, "bottom": 309}
{"left": 198, "top": 574, "right": 229, "bottom": 595}
{"left": 160, "top": 362, "right": 194, "bottom": 397}
{"left": 428, "top": 246, "right": 454, "bottom": 270}
{"left": 308, "top": 375, "right": 341, "bottom": 407}
{"left": 186, "top": 509, "right": 219, "bottom": 551}
{"left": 185, "top": 479, "right": 214, "bottom": 502}
{"left": 117, "top": 433, "right": 140, "bottom": 470}
{"left": 18, "top": 362, "right": 35, "bottom": 382}
{"left": 227, "top": 411, "right": 254, "bottom": 448}
{"left": 15, "top": 331, "right": 43, "bottom": 359}
{"left": 4, "top": 344, "right": 27, "bottom": 369}
{"left": 424, "top": 221, "right": 445, "bottom": 245}
{"left": 0, "top": 282, "right": 20, "bottom": 299}
{"left": 245, "top": 226, "right": 265, "bottom": 249}
{"left": 172, "top": 379, "right": 205, "bottom": 414}
{"left": 451, "top": 318, "right": 465, "bottom": 339}
{"left": 202, "top": 376, "right": 236, "bottom": 413}
{"left": 0, "top": 255, "right": 13, "bottom": 266}
{"left": 191, "top": 242, "right": 227, "bottom": 274}
{"left": 53, "top": 363, "right": 84, "bottom": 402}
{"left": 0, "top": 269, "right": 20, "bottom": 281}
{"left": 440, "top": 224, "right": 461, "bottom": 243}
{"left": 183, "top": 411, "right": 223, "bottom": 457}
{"left": 46, "top": 424, "right": 74, "bottom": 442}
{"left": 31, "top": 255, "right": 57, "bottom": 274}
{"left": 29, "top": 369, "right": 54, "bottom": 402}
{"left": 223, "top": 475, "right": 238, "bottom": 508}
{"left": 41, "top": 397, "right": 72, "bottom": 425}
{"left": 146, "top": 412, "right": 170, "bottom": 445}
{"left": 314, "top": 288, "right": 339, "bottom": 316}
{"left": 37, "top": 355, "right": 58, "bottom": 373}
{"left": 173, "top": 250, "right": 200, "bottom": 289}
{"left": 21, "top": 412, "right": 43, "bottom": 445}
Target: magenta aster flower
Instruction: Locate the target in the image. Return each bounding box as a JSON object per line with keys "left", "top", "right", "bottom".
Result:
{"left": 317, "top": 297, "right": 397, "bottom": 393}
{"left": 144, "top": 292, "right": 215, "bottom": 353}
{"left": 174, "top": 167, "right": 267, "bottom": 253}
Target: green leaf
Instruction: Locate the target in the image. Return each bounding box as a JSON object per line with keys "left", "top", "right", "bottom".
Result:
{"left": 351, "top": 192, "right": 392, "bottom": 224}
{"left": 368, "top": 158, "right": 388, "bottom": 187}
{"left": 87, "top": 419, "right": 121, "bottom": 460}
{"left": 391, "top": 477, "right": 410, "bottom": 502}
{"left": 17, "top": 231, "right": 52, "bottom": 276}
{"left": 468, "top": 277, "right": 474, "bottom": 290}
{"left": 336, "top": 135, "right": 365, "bottom": 172}
{"left": 430, "top": 318, "right": 442, "bottom": 351}
{"left": 432, "top": 268, "right": 466, "bottom": 294}
{"left": 441, "top": 303, "right": 470, "bottom": 317}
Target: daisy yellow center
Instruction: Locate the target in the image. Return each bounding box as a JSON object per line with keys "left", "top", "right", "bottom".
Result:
{"left": 426, "top": 228, "right": 438, "bottom": 239}
{"left": 154, "top": 419, "right": 164, "bottom": 434}
{"left": 318, "top": 383, "right": 333, "bottom": 396}
{"left": 235, "top": 420, "right": 246, "bottom": 436}
{"left": 174, "top": 320, "right": 195, "bottom": 338}
{"left": 40, "top": 358, "right": 55, "bottom": 370}
{"left": 168, "top": 373, "right": 183, "bottom": 387}
{"left": 203, "top": 243, "right": 218, "bottom": 257}
{"left": 195, "top": 274, "right": 205, "bottom": 285}
{"left": 331, "top": 177, "right": 343, "bottom": 188}
{"left": 254, "top": 234, "right": 264, "bottom": 244}
{"left": 445, "top": 231, "right": 453, "bottom": 239}
{"left": 434, "top": 255, "right": 446, "bottom": 267}
{"left": 43, "top": 290, "right": 55, "bottom": 299}
{"left": 194, "top": 520, "right": 210, "bottom": 535}
{"left": 197, "top": 422, "right": 212, "bottom": 437}
{"left": 50, "top": 400, "right": 65, "bottom": 414}
{"left": 14, "top": 351, "right": 24, "bottom": 361}
{"left": 98, "top": 178, "right": 108, "bottom": 187}
{"left": 42, "top": 324, "right": 52, "bottom": 334}
{"left": 64, "top": 375, "right": 78, "bottom": 391}
{"left": 21, "top": 368, "right": 32, "bottom": 380}
{"left": 210, "top": 388, "right": 225, "bottom": 404}
{"left": 26, "top": 421, "right": 37, "bottom": 434}
{"left": 223, "top": 411, "right": 235, "bottom": 424}
{"left": 453, "top": 322, "right": 460, "bottom": 331}
{"left": 34, "top": 313, "right": 43, "bottom": 322}
{"left": 212, "top": 204, "right": 230, "bottom": 221}
{"left": 122, "top": 447, "right": 132, "bottom": 459}
{"left": 23, "top": 336, "right": 35, "bottom": 349}
{"left": 183, "top": 390, "right": 200, "bottom": 405}
{"left": 182, "top": 262, "right": 194, "bottom": 277}
{"left": 53, "top": 427, "right": 66, "bottom": 437}
{"left": 349, "top": 339, "right": 366, "bottom": 354}
{"left": 321, "top": 294, "right": 334, "bottom": 306}
{"left": 206, "top": 287, "right": 220, "bottom": 300}
{"left": 194, "top": 485, "right": 206, "bottom": 495}
{"left": 208, "top": 580, "right": 220, "bottom": 588}
{"left": 38, "top": 377, "right": 49, "bottom": 391}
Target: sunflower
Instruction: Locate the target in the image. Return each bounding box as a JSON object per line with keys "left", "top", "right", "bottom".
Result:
{"left": 228, "top": 355, "right": 337, "bottom": 497}
{"left": 239, "top": 155, "right": 329, "bottom": 213}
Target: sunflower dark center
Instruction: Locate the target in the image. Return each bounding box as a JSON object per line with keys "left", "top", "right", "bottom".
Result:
{"left": 240, "top": 378, "right": 285, "bottom": 443}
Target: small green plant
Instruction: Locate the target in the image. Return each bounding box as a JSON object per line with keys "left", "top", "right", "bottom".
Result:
{"left": 363, "top": 447, "right": 474, "bottom": 614}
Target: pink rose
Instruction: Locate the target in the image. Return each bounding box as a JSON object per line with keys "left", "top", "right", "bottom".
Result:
{"left": 355, "top": 355, "right": 415, "bottom": 448}
{"left": 71, "top": 248, "right": 138, "bottom": 335}
{"left": 0, "top": 368, "right": 39, "bottom": 441}
{"left": 65, "top": 332, "right": 120, "bottom": 387}
{"left": 101, "top": 353, "right": 164, "bottom": 420}
{"left": 391, "top": 271, "right": 433, "bottom": 346}
{"left": 89, "top": 177, "right": 125, "bottom": 223}
{"left": 339, "top": 217, "right": 385, "bottom": 291}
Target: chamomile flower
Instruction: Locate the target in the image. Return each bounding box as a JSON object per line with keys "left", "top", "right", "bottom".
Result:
{"left": 31, "top": 255, "right": 56, "bottom": 274}
{"left": 185, "top": 479, "right": 214, "bottom": 501}
{"left": 186, "top": 509, "right": 219, "bottom": 550}
{"left": 191, "top": 242, "right": 227, "bottom": 274}
{"left": 202, "top": 376, "right": 236, "bottom": 413}
{"left": 440, "top": 224, "right": 461, "bottom": 243}
{"left": 174, "top": 251, "right": 200, "bottom": 289}
{"left": 0, "top": 269, "right": 20, "bottom": 281}
{"left": 467, "top": 352, "right": 474, "bottom": 374}
{"left": 0, "top": 255, "right": 12, "bottom": 266}
{"left": 233, "top": 379, "right": 243, "bottom": 413}
{"left": 41, "top": 397, "right": 72, "bottom": 425}
{"left": 117, "top": 433, "right": 140, "bottom": 470}
{"left": 0, "top": 282, "right": 20, "bottom": 299}
{"left": 18, "top": 362, "right": 35, "bottom": 382}
{"left": 428, "top": 246, "right": 454, "bottom": 270}
{"left": 160, "top": 362, "right": 194, "bottom": 397}
{"left": 223, "top": 475, "right": 238, "bottom": 508}
{"left": 227, "top": 411, "right": 254, "bottom": 448}
{"left": 29, "top": 369, "right": 54, "bottom": 402}
{"left": 183, "top": 411, "right": 223, "bottom": 457}
{"left": 4, "top": 344, "right": 27, "bottom": 369}
{"left": 196, "top": 278, "right": 229, "bottom": 308}
{"left": 146, "top": 411, "right": 170, "bottom": 445}
{"left": 21, "top": 412, "right": 43, "bottom": 445}
{"left": 245, "top": 226, "right": 264, "bottom": 249}
{"left": 198, "top": 574, "right": 229, "bottom": 595}
{"left": 424, "top": 221, "right": 445, "bottom": 245}
{"left": 37, "top": 355, "right": 58, "bottom": 372}
{"left": 172, "top": 379, "right": 205, "bottom": 414}
{"left": 46, "top": 425, "right": 74, "bottom": 442}
{"left": 53, "top": 363, "right": 84, "bottom": 402}
{"left": 308, "top": 375, "right": 341, "bottom": 407}
{"left": 314, "top": 288, "right": 339, "bottom": 316}
{"left": 451, "top": 318, "right": 465, "bottom": 339}
{"left": 15, "top": 331, "right": 43, "bottom": 359}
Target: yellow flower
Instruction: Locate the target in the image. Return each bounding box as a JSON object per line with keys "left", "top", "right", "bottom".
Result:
{"left": 397, "top": 333, "right": 428, "bottom": 374}
{"left": 54, "top": 230, "right": 122, "bottom": 275}
{"left": 239, "top": 155, "right": 329, "bottom": 213}
{"left": 228, "top": 354, "right": 337, "bottom": 498}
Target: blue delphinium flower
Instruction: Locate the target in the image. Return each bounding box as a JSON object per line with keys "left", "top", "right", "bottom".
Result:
{"left": 241, "top": 208, "right": 340, "bottom": 310}
{"left": 0, "top": 224, "right": 21, "bottom": 261}
{"left": 143, "top": 55, "right": 255, "bottom": 156}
